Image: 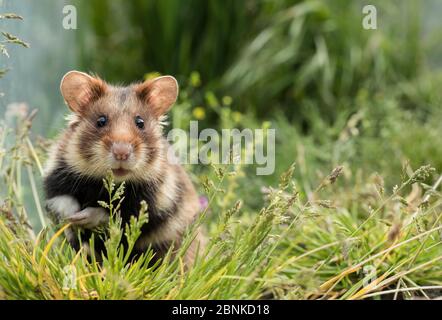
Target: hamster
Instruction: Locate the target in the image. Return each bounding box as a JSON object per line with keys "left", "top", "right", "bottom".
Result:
{"left": 43, "top": 71, "right": 205, "bottom": 265}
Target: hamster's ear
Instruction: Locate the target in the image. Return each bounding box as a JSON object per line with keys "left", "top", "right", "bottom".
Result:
{"left": 60, "top": 71, "right": 107, "bottom": 113}
{"left": 135, "top": 76, "right": 178, "bottom": 118}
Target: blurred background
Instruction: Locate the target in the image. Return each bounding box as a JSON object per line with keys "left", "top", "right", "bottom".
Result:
{"left": 1, "top": 0, "right": 442, "bottom": 226}
{"left": 2, "top": 1, "right": 442, "bottom": 299}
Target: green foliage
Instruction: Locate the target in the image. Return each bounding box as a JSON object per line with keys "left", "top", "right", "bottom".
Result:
{"left": 0, "top": 13, "right": 28, "bottom": 60}
{"left": 73, "top": 0, "right": 255, "bottom": 84}
{"left": 0, "top": 122, "right": 440, "bottom": 299}
{"left": 0, "top": 12, "right": 28, "bottom": 96}
{"left": 0, "top": 0, "right": 441, "bottom": 300}
{"left": 224, "top": 0, "right": 423, "bottom": 120}
{"left": 73, "top": 0, "right": 428, "bottom": 126}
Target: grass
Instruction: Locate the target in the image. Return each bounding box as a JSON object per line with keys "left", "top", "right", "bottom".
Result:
{"left": 0, "top": 112, "right": 440, "bottom": 300}
{"left": 74, "top": 0, "right": 425, "bottom": 123}
{"left": 0, "top": 0, "right": 441, "bottom": 300}
{"left": 0, "top": 12, "right": 29, "bottom": 96}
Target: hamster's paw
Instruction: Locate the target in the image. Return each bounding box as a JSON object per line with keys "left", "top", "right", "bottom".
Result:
{"left": 68, "top": 207, "right": 109, "bottom": 229}
{"left": 46, "top": 195, "right": 80, "bottom": 222}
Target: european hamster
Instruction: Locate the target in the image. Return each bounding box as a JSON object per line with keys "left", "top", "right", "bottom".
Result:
{"left": 43, "top": 71, "right": 205, "bottom": 265}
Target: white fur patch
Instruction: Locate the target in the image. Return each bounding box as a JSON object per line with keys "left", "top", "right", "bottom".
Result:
{"left": 46, "top": 195, "right": 80, "bottom": 220}
{"left": 67, "top": 207, "right": 109, "bottom": 229}
{"left": 155, "top": 170, "right": 178, "bottom": 210}
{"left": 43, "top": 142, "right": 61, "bottom": 177}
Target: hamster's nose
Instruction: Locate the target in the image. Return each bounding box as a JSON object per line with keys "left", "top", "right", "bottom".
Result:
{"left": 111, "top": 142, "right": 133, "bottom": 161}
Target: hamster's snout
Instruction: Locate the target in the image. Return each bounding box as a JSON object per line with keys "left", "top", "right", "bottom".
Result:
{"left": 111, "top": 142, "right": 133, "bottom": 161}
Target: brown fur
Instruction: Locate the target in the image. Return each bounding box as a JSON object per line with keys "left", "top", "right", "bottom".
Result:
{"left": 43, "top": 71, "right": 205, "bottom": 266}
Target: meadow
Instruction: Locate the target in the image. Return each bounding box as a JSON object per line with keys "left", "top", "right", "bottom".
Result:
{"left": 0, "top": 0, "right": 441, "bottom": 299}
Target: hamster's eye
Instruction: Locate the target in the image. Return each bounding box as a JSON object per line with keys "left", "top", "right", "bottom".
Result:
{"left": 97, "top": 115, "right": 107, "bottom": 128}
{"left": 135, "top": 116, "right": 144, "bottom": 129}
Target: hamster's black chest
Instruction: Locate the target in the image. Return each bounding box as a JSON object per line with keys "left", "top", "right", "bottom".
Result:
{"left": 73, "top": 180, "right": 167, "bottom": 235}
{"left": 43, "top": 162, "right": 170, "bottom": 237}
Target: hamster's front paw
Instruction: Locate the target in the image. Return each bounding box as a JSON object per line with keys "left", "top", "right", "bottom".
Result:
{"left": 67, "top": 207, "right": 109, "bottom": 229}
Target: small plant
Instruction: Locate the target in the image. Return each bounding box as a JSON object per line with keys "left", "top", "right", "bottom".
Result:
{"left": 0, "top": 12, "right": 29, "bottom": 96}
{"left": 1, "top": 119, "right": 440, "bottom": 299}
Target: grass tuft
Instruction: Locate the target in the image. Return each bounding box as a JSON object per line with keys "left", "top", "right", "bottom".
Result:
{"left": 0, "top": 118, "right": 440, "bottom": 299}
